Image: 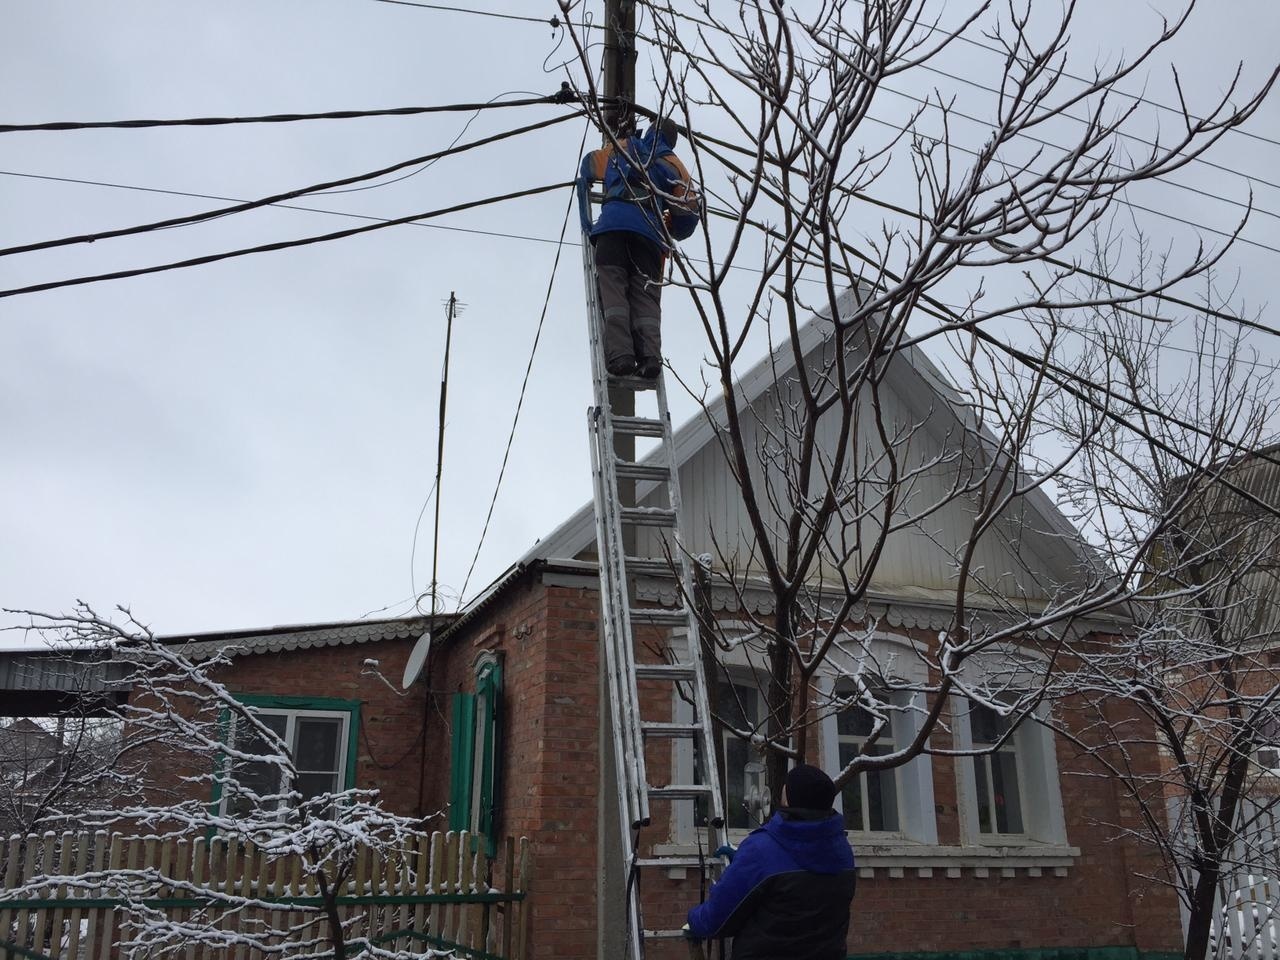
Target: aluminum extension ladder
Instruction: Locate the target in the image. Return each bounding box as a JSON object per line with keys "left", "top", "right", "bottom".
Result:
{"left": 581, "top": 234, "right": 728, "bottom": 958}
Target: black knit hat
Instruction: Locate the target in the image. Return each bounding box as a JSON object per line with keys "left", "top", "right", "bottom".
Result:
{"left": 785, "top": 764, "right": 837, "bottom": 811}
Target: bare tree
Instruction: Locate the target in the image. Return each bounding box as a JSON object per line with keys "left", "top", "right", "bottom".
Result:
{"left": 1047, "top": 296, "right": 1280, "bottom": 960}
{"left": 557, "top": 0, "right": 1278, "bottom": 818}
{"left": 1, "top": 605, "right": 444, "bottom": 960}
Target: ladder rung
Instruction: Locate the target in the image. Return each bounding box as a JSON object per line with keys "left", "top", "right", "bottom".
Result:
{"left": 619, "top": 506, "right": 676, "bottom": 527}
{"left": 641, "top": 721, "right": 701, "bottom": 739}
{"left": 648, "top": 784, "right": 713, "bottom": 800}
{"left": 644, "top": 929, "right": 694, "bottom": 940}
{"left": 608, "top": 374, "right": 658, "bottom": 392}
{"left": 635, "top": 856, "right": 715, "bottom": 869}
{"left": 624, "top": 556, "right": 675, "bottom": 577}
{"left": 615, "top": 463, "right": 670, "bottom": 482}
{"left": 631, "top": 607, "right": 689, "bottom": 627}
{"left": 634, "top": 663, "right": 696, "bottom": 680}
{"left": 612, "top": 415, "right": 664, "bottom": 437}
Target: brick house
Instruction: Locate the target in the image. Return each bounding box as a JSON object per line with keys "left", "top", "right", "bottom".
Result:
{"left": 146, "top": 294, "right": 1185, "bottom": 960}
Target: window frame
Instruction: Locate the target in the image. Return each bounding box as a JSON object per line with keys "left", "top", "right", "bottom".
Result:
{"left": 953, "top": 694, "right": 1068, "bottom": 847}
{"left": 211, "top": 694, "right": 361, "bottom": 821}
{"left": 816, "top": 635, "right": 939, "bottom": 846}
{"left": 829, "top": 685, "right": 904, "bottom": 836}
{"left": 966, "top": 700, "right": 1028, "bottom": 837}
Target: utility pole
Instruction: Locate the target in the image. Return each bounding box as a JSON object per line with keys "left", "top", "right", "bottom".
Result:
{"left": 429, "top": 291, "right": 460, "bottom": 624}
{"left": 598, "top": 2, "right": 635, "bottom": 957}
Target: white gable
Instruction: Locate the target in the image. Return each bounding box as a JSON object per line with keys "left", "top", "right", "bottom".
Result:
{"left": 522, "top": 288, "right": 1099, "bottom": 609}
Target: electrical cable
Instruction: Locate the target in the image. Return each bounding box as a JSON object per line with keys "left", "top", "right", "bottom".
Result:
{"left": 631, "top": 33, "right": 1280, "bottom": 253}
{"left": 0, "top": 94, "right": 567, "bottom": 134}
{"left": 681, "top": 116, "right": 1280, "bottom": 337}
{"left": 312, "top": 90, "right": 547, "bottom": 197}
{"left": 0, "top": 168, "right": 572, "bottom": 246}
{"left": 366, "top": 0, "right": 579, "bottom": 29}
{"left": 0, "top": 180, "right": 574, "bottom": 300}
{"left": 0, "top": 111, "right": 583, "bottom": 258}
{"left": 642, "top": 0, "right": 1280, "bottom": 155}
{"left": 408, "top": 476, "right": 440, "bottom": 615}
{"left": 621, "top": 13, "right": 1280, "bottom": 245}
{"left": 455, "top": 120, "right": 590, "bottom": 602}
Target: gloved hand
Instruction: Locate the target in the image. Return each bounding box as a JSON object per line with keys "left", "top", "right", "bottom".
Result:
{"left": 713, "top": 843, "right": 737, "bottom": 862}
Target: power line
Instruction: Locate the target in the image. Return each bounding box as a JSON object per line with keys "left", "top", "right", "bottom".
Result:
{"left": 0, "top": 111, "right": 582, "bottom": 258}
{"left": 0, "top": 180, "right": 574, "bottom": 300}
{"left": 457, "top": 120, "right": 589, "bottom": 601}
{"left": 642, "top": 1, "right": 1280, "bottom": 155}
{"left": 0, "top": 169, "right": 572, "bottom": 247}
{"left": 690, "top": 132, "right": 1280, "bottom": 340}
{"left": 869, "top": 84, "right": 1280, "bottom": 224}
{"left": 629, "top": 10, "right": 1280, "bottom": 238}
{"left": 366, "top": 0, "right": 573, "bottom": 28}
{"left": 0, "top": 93, "right": 571, "bottom": 134}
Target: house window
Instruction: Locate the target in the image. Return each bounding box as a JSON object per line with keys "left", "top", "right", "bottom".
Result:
{"left": 968, "top": 701, "right": 1025, "bottom": 836}
{"left": 707, "top": 679, "right": 770, "bottom": 831}
{"left": 449, "top": 655, "right": 502, "bottom": 855}
{"left": 219, "top": 699, "right": 357, "bottom": 819}
{"left": 835, "top": 699, "right": 900, "bottom": 832}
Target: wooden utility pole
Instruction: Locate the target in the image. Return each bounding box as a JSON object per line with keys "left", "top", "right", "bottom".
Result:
{"left": 602, "top": 0, "right": 636, "bottom": 137}
{"left": 598, "top": 3, "right": 636, "bottom": 957}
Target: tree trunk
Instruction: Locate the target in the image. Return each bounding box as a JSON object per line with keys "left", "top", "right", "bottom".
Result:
{"left": 1184, "top": 863, "right": 1220, "bottom": 960}
{"left": 766, "top": 604, "right": 794, "bottom": 809}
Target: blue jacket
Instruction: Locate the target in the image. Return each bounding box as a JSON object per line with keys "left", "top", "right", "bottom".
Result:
{"left": 577, "top": 124, "right": 699, "bottom": 251}
{"left": 687, "top": 810, "right": 856, "bottom": 960}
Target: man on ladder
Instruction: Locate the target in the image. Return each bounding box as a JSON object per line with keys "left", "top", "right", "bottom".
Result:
{"left": 578, "top": 118, "right": 700, "bottom": 379}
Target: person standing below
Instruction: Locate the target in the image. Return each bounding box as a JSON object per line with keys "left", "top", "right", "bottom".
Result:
{"left": 578, "top": 118, "right": 700, "bottom": 379}
{"left": 686, "top": 764, "right": 857, "bottom": 959}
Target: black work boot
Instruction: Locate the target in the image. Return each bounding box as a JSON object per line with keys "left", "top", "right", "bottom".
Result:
{"left": 637, "top": 356, "right": 662, "bottom": 379}
{"left": 607, "top": 355, "right": 638, "bottom": 377}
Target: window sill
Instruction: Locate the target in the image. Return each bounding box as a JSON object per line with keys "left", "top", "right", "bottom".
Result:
{"left": 655, "top": 840, "right": 1079, "bottom": 878}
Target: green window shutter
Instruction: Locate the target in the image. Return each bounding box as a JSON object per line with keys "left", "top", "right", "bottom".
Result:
{"left": 477, "top": 662, "right": 503, "bottom": 856}
{"left": 448, "top": 693, "right": 477, "bottom": 832}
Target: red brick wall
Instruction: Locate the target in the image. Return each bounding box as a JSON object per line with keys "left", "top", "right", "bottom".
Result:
{"left": 150, "top": 577, "right": 1183, "bottom": 959}
{"left": 207, "top": 635, "right": 431, "bottom": 818}
{"left": 430, "top": 581, "right": 1184, "bottom": 960}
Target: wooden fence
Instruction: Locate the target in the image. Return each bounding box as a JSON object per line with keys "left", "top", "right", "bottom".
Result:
{"left": 0, "top": 829, "right": 531, "bottom": 960}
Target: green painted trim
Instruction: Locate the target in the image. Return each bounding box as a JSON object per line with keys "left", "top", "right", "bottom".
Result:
{"left": 449, "top": 692, "right": 477, "bottom": 832}
{"left": 848, "top": 948, "right": 1180, "bottom": 960}
{"left": 0, "top": 939, "right": 56, "bottom": 960}
{"left": 0, "top": 892, "right": 523, "bottom": 910}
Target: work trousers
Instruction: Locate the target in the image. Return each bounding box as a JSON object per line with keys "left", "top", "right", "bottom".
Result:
{"left": 593, "top": 230, "right": 665, "bottom": 364}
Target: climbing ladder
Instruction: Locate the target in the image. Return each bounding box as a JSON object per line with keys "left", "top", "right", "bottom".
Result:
{"left": 581, "top": 232, "right": 727, "bottom": 959}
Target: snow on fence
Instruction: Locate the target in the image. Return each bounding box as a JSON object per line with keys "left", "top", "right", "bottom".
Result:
{"left": 0, "top": 829, "right": 531, "bottom": 960}
{"left": 1178, "top": 797, "right": 1280, "bottom": 960}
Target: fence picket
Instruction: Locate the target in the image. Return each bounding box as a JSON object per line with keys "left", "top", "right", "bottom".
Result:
{"left": 428, "top": 831, "right": 445, "bottom": 940}
{"left": 411, "top": 833, "right": 429, "bottom": 951}
{"left": 517, "top": 836, "right": 532, "bottom": 960}
{"left": 65, "top": 832, "right": 90, "bottom": 959}
{"left": 0, "top": 835, "right": 22, "bottom": 955}
{"left": 46, "top": 831, "right": 71, "bottom": 959}
{"left": 503, "top": 835, "right": 516, "bottom": 960}
{"left": 0, "top": 828, "right": 532, "bottom": 960}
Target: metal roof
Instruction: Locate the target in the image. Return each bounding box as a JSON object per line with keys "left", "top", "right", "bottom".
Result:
{"left": 162, "top": 615, "right": 434, "bottom": 661}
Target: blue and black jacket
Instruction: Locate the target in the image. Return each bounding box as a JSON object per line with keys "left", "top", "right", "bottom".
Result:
{"left": 687, "top": 809, "right": 856, "bottom": 960}
{"left": 577, "top": 124, "right": 700, "bottom": 251}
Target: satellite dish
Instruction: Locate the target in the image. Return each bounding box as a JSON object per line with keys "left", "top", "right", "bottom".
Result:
{"left": 402, "top": 630, "right": 432, "bottom": 689}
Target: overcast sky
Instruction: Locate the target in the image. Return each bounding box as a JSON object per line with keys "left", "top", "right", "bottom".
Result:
{"left": 2, "top": 0, "right": 1278, "bottom": 639}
